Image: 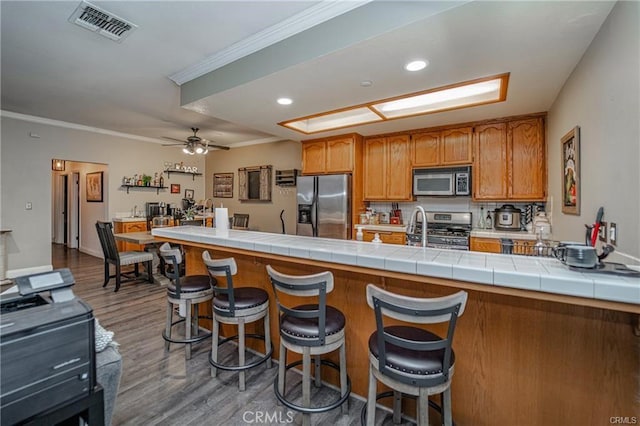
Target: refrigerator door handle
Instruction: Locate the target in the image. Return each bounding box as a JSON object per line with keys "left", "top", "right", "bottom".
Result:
{"left": 311, "top": 179, "right": 318, "bottom": 236}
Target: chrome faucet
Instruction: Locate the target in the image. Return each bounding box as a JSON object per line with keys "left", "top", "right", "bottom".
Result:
{"left": 406, "top": 206, "right": 428, "bottom": 247}
{"left": 133, "top": 205, "right": 138, "bottom": 217}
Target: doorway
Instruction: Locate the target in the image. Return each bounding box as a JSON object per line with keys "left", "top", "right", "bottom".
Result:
{"left": 52, "top": 169, "right": 79, "bottom": 248}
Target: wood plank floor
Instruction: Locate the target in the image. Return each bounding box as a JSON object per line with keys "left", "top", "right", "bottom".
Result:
{"left": 52, "top": 245, "right": 407, "bottom": 426}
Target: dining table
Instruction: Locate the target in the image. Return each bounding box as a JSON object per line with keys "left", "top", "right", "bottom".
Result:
{"left": 113, "top": 231, "right": 169, "bottom": 285}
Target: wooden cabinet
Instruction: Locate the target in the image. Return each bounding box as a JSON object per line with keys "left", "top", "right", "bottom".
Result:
{"left": 113, "top": 220, "right": 147, "bottom": 251}
{"left": 412, "top": 127, "right": 472, "bottom": 167}
{"left": 301, "top": 136, "right": 354, "bottom": 174}
{"left": 473, "top": 117, "right": 545, "bottom": 201}
{"left": 361, "top": 230, "right": 406, "bottom": 245}
{"left": 470, "top": 236, "right": 535, "bottom": 255}
{"left": 470, "top": 237, "right": 502, "bottom": 253}
{"left": 364, "top": 135, "right": 412, "bottom": 200}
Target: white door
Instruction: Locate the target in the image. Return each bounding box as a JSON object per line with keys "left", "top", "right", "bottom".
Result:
{"left": 68, "top": 172, "right": 80, "bottom": 249}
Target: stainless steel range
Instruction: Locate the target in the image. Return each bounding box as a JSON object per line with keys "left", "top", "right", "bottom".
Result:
{"left": 426, "top": 212, "right": 472, "bottom": 250}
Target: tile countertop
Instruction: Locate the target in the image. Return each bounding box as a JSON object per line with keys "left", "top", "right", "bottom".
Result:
{"left": 355, "top": 224, "right": 407, "bottom": 232}
{"left": 151, "top": 227, "right": 640, "bottom": 307}
{"left": 112, "top": 217, "right": 146, "bottom": 222}
{"left": 471, "top": 229, "right": 539, "bottom": 240}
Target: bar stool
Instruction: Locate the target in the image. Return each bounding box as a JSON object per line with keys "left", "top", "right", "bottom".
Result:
{"left": 266, "top": 265, "right": 350, "bottom": 426}
{"left": 158, "top": 242, "right": 214, "bottom": 360}
{"left": 202, "top": 251, "right": 273, "bottom": 391}
{"left": 362, "top": 284, "right": 467, "bottom": 426}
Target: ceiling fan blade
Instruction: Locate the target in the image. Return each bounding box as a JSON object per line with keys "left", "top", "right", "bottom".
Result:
{"left": 208, "top": 144, "right": 230, "bottom": 151}
{"left": 163, "top": 136, "right": 187, "bottom": 143}
{"left": 162, "top": 143, "right": 185, "bottom": 146}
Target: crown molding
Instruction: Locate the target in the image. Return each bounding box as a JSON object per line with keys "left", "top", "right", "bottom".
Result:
{"left": 1, "top": 110, "right": 167, "bottom": 144}
{"left": 169, "top": 0, "right": 372, "bottom": 86}
{"left": 1, "top": 110, "right": 289, "bottom": 148}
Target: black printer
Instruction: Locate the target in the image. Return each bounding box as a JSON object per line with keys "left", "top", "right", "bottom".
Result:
{"left": 0, "top": 269, "right": 96, "bottom": 425}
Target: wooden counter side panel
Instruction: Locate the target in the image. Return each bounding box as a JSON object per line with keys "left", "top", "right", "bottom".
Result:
{"left": 178, "top": 242, "right": 639, "bottom": 426}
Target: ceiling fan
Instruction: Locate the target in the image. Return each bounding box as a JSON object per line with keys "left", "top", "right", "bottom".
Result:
{"left": 162, "top": 127, "right": 230, "bottom": 155}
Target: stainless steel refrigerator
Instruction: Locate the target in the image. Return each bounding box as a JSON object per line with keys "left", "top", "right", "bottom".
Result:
{"left": 296, "top": 174, "right": 351, "bottom": 239}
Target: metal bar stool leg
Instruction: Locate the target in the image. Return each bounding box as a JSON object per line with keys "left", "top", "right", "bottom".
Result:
{"left": 165, "top": 301, "right": 173, "bottom": 351}
{"left": 277, "top": 342, "right": 286, "bottom": 406}
{"left": 393, "top": 390, "right": 402, "bottom": 424}
{"left": 418, "top": 388, "right": 429, "bottom": 426}
{"left": 238, "top": 319, "right": 246, "bottom": 391}
{"left": 302, "top": 347, "right": 311, "bottom": 426}
{"left": 185, "top": 300, "right": 192, "bottom": 360}
{"left": 264, "top": 314, "right": 272, "bottom": 370}
{"left": 211, "top": 318, "right": 220, "bottom": 378}
{"left": 340, "top": 343, "right": 349, "bottom": 414}
{"left": 366, "top": 366, "right": 377, "bottom": 426}
{"left": 314, "top": 355, "right": 321, "bottom": 387}
{"left": 443, "top": 388, "right": 453, "bottom": 426}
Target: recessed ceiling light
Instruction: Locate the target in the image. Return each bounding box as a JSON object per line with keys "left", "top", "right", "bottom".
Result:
{"left": 405, "top": 60, "right": 428, "bottom": 72}
{"left": 360, "top": 80, "right": 373, "bottom": 87}
{"left": 277, "top": 98, "right": 293, "bottom": 105}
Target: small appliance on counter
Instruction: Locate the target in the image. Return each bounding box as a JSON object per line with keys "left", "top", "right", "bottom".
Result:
{"left": 494, "top": 204, "right": 522, "bottom": 231}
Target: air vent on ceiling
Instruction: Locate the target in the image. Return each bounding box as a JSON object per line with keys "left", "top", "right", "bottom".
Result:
{"left": 68, "top": 1, "right": 137, "bottom": 43}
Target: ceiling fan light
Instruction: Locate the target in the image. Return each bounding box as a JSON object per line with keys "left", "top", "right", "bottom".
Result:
{"left": 182, "top": 146, "right": 191, "bottom": 154}
{"left": 195, "top": 145, "right": 204, "bottom": 154}
{"left": 202, "top": 148, "right": 209, "bottom": 155}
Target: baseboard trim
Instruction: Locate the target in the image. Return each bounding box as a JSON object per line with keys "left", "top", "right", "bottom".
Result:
{"left": 6, "top": 264, "right": 53, "bottom": 279}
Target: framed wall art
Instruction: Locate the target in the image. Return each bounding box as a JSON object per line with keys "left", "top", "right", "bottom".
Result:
{"left": 561, "top": 126, "right": 580, "bottom": 215}
{"left": 184, "top": 189, "right": 194, "bottom": 200}
{"left": 213, "top": 173, "right": 234, "bottom": 198}
{"left": 171, "top": 183, "right": 181, "bottom": 194}
{"left": 86, "top": 171, "right": 103, "bottom": 202}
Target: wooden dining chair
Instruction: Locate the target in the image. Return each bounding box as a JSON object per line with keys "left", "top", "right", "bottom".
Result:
{"left": 232, "top": 214, "right": 249, "bottom": 230}
{"left": 95, "top": 221, "right": 154, "bottom": 292}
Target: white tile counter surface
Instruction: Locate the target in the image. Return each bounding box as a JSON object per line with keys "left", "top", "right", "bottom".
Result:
{"left": 152, "top": 227, "right": 640, "bottom": 306}
{"left": 355, "top": 224, "right": 407, "bottom": 232}
{"left": 471, "top": 229, "right": 539, "bottom": 240}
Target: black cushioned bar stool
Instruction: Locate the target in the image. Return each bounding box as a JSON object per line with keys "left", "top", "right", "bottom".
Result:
{"left": 202, "top": 251, "right": 273, "bottom": 391}
{"left": 266, "top": 265, "right": 350, "bottom": 426}
{"left": 363, "top": 284, "right": 467, "bottom": 426}
{"left": 159, "top": 242, "right": 214, "bottom": 360}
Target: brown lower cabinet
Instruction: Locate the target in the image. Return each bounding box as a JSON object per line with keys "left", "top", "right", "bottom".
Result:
{"left": 471, "top": 236, "right": 535, "bottom": 255}
{"left": 113, "top": 220, "right": 147, "bottom": 252}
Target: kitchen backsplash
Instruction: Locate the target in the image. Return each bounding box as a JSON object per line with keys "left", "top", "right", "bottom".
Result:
{"left": 367, "top": 198, "right": 548, "bottom": 230}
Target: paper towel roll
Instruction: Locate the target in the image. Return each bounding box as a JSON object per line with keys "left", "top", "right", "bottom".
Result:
{"left": 215, "top": 208, "right": 229, "bottom": 230}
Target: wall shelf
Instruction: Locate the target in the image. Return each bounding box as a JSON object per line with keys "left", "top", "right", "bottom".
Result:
{"left": 165, "top": 170, "right": 203, "bottom": 181}
{"left": 121, "top": 185, "right": 166, "bottom": 194}
{"left": 275, "top": 169, "right": 298, "bottom": 186}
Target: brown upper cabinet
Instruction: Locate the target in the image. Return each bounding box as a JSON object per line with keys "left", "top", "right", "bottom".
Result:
{"left": 301, "top": 135, "right": 355, "bottom": 174}
{"left": 412, "top": 126, "right": 472, "bottom": 167}
{"left": 364, "top": 135, "right": 412, "bottom": 201}
{"left": 473, "top": 117, "right": 545, "bottom": 201}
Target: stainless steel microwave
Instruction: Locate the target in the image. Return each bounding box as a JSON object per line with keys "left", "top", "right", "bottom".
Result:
{"left": 413, "top": 167, "right": 471, "bottom": 196}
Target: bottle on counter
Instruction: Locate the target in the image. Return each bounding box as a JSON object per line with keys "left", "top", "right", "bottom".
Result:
{"left": 356, "top": 227, "right": 363, "bottom": 241}
{"left": 478, "top": 207, "right": 486, "bottom": 229}
{"left": 372, "top": 233, "right": 382, "bottom": 243}
{"left": 485, "top": 211, "right": 493, "bottom": 229}
{"left": 159, "top": 172, "right": 165, "bottom": 188}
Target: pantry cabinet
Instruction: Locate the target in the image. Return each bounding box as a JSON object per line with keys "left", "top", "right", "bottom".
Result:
{"left": 301, "top": 135, "right": 356, "bottom": 174}
{"left": 364, "top": 135, "right": 412, "bottom": 201}
{"left": 473, "top": 117, "right": 545, "bottom": 201}
{"left": 412, "top": 126, "right": 472, "bottom": 167}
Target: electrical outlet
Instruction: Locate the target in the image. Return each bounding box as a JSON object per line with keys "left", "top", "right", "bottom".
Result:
{"left": 610, "top": 223, "right": 617, "bottom": 246}
{"left": 599, "top": 221, "right": 607, "bottom": 242}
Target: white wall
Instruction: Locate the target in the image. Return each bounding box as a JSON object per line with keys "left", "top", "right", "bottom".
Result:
{"left": 1, "top": 114, "right": 206, "bottom": 276}
{"left": 547, "top": 1, "right": 639, "bottom": 263}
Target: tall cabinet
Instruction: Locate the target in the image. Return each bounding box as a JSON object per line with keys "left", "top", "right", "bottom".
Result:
{"left": 363, "top": 134, "right": 412, "bottom": 200}
{"left": 473, "top": 117, "right": 545, "bottom": 201}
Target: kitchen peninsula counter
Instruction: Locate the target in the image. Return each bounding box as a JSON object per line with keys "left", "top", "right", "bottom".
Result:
{"left": 152, "top": 227, "right": 639, "bottom": 426}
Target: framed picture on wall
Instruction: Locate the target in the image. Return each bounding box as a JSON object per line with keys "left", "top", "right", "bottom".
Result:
{"left": 213, "top": 173, "right": 234, "bottom": 198}
{"left": 184, "top": 189, "right": 194, "bottom": 199}
{"left": 86, "top": 171, "right": 103, "bottom": 202}
{"left": 561, "top": 126, "right": 580, "bottom": 215}
{"left": 171, "top": 183, "right": 181, "bottom": 194}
